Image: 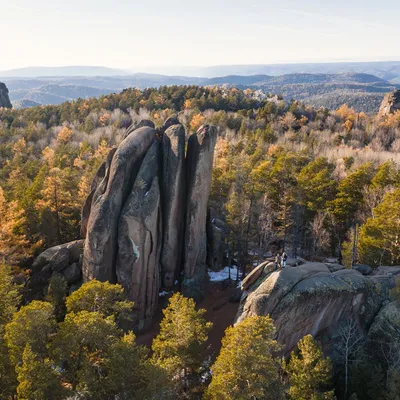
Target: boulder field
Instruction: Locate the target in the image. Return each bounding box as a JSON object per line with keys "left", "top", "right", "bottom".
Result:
{"left": 236, "top": 262, "right": 400, "bottom": 358}
{"left": 29, "top": 119, "right": 217, "bottom": 330}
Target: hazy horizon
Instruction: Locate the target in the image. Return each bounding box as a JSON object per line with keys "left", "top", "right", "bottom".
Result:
{"left": 1, "top": 0, "right": 399, "bottom": 71}
{"left": 3, "top": 58, "right": 400, "bottom": 72}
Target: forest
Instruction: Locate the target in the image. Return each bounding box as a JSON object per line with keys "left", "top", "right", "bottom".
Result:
{"left": 1, "top": 85, "right": 400, "bottom": 399}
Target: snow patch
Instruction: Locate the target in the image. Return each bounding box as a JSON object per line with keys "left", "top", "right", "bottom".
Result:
{"left": 130, "top": 238, "right": 140, "bottom": 261}
{"left": 208, "top": 265, "right": 240, "bottom": 282}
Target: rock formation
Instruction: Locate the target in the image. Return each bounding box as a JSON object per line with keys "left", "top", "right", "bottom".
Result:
{"left": 116, "top": 141, "right": 162, "bottom": 330}
{"left": 160, "top": 124, "right": 186, "bottom": 287}
{"left": 26, "top": 240, "right": 84, "bottom": 300}
{"left": 206, "top": 208, "right": 227, "bottom": 271}
{"left": 236, "top": 261, "right": 400, "bottom": 357}
{"left": 29, "top": 119, "right": 218, "bottom": 330}
{"left": 0, "top": 82, "right": 12, "bottom": 109}
{"left": 182, "top": 125, "right": 217, "bottom": 300}
{"left": 80, "top": 148, "right": 117, "bottom": 238}
{"left": 82, "top": 126, "right": 156, "bottom": 283}
{"left": 378, "top": 89, "right": 400, "bottom": 119}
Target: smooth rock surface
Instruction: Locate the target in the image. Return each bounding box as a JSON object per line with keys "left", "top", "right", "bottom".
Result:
{"left": 116, "top": 141, "right": 162, "bottom": 330}
{"left": 83, "top": 126, "right": 156, "bottom": 283}
{"left": 206, "top": 209, "right": 227, "bottom": 271}
{"left": 81, "top": 147, "right": 117, "bottom": 238}
{"left": 236, "top": 262, "right": 395, "bottom": 355}
{"left": 353, "top": 264, "right": 373, "bottom": 275}
{"left": 160, "top": 124, "right": 185, "bottom": 287}
{"left": 182, "top": 125, "right": 217, "bottom": 299}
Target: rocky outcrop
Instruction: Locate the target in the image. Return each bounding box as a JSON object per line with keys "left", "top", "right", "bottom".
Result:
{"left": 26, "top": 240, "right": 84, "bottom": 299}
{"left": 378, "top": 89, "right": 400, "bottom": 119}
{"left": 160, "top": 124, "right": 186, "bottom": 287}
{"left": 30, "top": 120, "right": 218, "bottom": 330}
{"left": 82, "top": 126, "right": 156, "bottom": 283}
{"left": 353, "top": 263, "right": 373, "bottom": 275}
{"left": 241, "top": 260, "right": 277, "bottom": 291}
{"left": 0, "top": 82, "right": 12, "bottom": 109}
{"left": 116, "top": 141, "right": 162, "bottom": 330}
{"left": 367, "top": 300, "right": 400, "bottom": 364}
{"left": 182, "top": 126, "right": 217, "bottom": 300}
{"left": 236, "top": 262, "right": 397, "bottom": 356}
{"left": 122, "top": 119, "right": 155, "bottom": 140}
{"left": 80, "top": 148, "right": 117, "bottom": 238}
{"left": 206, "top": 208, "right": 227, "bottom": 271}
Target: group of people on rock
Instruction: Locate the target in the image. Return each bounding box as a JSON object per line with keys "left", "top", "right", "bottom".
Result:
{"left": 275, "top": 251, "right": 288, "bottom": 269}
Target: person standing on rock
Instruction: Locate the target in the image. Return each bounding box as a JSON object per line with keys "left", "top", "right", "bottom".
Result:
{"left": 282, "top": 251, "right": 288, "bottom": 268}
{"left": 275, "top": 253, "right": 281, "bottom": 270}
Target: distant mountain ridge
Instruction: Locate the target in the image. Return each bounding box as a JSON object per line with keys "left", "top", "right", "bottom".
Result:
{"left": 2, "top": 61, "right": 400, "bottom": 81}
{"left": 3, "top": 71, "right": 399, "bottom": 113}
{"left": 127, "top": 61, "right": 400, "bottom": 82}
{"left": 0, "top": 66, "right": 127, "bottom": 78}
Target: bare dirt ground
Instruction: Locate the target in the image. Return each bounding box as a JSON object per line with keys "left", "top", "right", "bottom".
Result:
{"left": 136, "top": 280, "right": 241, "bottom": 361}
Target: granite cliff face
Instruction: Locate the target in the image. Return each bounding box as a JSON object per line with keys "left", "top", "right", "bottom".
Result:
{"left": 28, "top": 118, "right": 217, "bottom": 330}
{"left": 31, "top": 119, "right": 216, "bottom": 329}
{"left": 236, "top": 262, "right": 400, "bottom": 358}
{"left": 0, "top": 82, "right": 12, "bottom": 108}
{"left": 378, "top": 89, "right": 400, "bottom": 119}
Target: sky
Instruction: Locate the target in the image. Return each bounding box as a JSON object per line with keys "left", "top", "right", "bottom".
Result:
{"left": 1, "top": 0, "right": 399, "bottom": 71}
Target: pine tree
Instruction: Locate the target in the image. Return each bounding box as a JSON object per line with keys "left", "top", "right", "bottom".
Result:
{"left": 46, "top": 273, "right": 68, "bottom": 322}
{"left": 16, "top": 344, "right": 64, "bottom": 400}
{"left": 283, "top": 334, "right": 335, "bottom": 400}
{"left": 4, "top": 301, "right": 56, "bottom": 367}
{"left": 328, "top": 163, "right": 375, "bottom": 230}
{"left": 36, "top": 166, "right": 81, "bottom": 244}
{"left": 0, "top": 186, "right": 30, "bottom": 265}
{"left": 358, "top": 188, "right": 400, "bottom": 267}
{"left": 65, "top": 279, "right": 134, "bottom": 323}
{"left": 204, "top": 316, "right": 284, "bottom": 400}
{"left": 0, "top": 264, "right": 21, "bottom": 399}
{"left": 51, "top": 310, "right": 121, "bottom": 393}
{"left": 152, "top": 293, "right": 212, "bottom": 391}
{"left": 0, "top": 264, "right": 21, "bottom": 327}
{"left": 297, "top": 157, "right": 337, "bottom": 212}
{"left": 104, "top": 332, "right": 168, "bottom": 400}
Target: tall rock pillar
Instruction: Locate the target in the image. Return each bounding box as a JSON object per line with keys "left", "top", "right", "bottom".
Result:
{"left": 116, "top": 141, "right": 162, "bottom": 330}
{"left": 82, "top": 126, "right": 156, "bottom": 283}
{"left": 160, "top": 124, "right": 186, "bottom": 288}
{"left": 182, "top": 125, "right": 217, "bottom": 300}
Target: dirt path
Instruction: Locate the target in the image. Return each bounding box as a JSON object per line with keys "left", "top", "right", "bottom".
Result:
{"left": 136, "top": 280, "right": 241, "bottom": 361}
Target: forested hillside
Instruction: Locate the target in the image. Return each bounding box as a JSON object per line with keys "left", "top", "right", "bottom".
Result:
{"left": 1, "top": 85, "right": 400, "bottom": 399}
{"left": 1, "top": 85, "right": 400, "bottom": 267}
{"left": 3, "top": 71, "right": 399, "bottom": 112}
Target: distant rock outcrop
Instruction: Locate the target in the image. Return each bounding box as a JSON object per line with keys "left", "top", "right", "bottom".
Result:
{"left": 378, "top": 89, "right": 400, "bottom": 119}
{"left": 236, "top": 262, "right": 400, "bottom": 356}
{"left": 0, "top": 82, "right": 12, "bottom": 108}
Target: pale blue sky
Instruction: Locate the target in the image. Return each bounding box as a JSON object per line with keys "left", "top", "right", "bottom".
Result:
{"left": 1, "top": 0, "right": 399, "bottom": 70}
